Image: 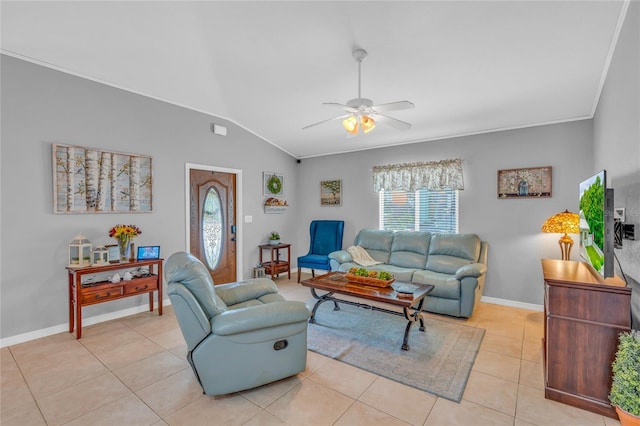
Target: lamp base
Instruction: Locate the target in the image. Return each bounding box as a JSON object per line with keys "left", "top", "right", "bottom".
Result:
{"left": 558, "top": 233, "right": 574, "bottom": 261}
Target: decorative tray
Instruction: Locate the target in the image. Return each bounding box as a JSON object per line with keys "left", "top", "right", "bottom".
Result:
{"left": 345, "top": 273, "right": 395, "bottom": 288}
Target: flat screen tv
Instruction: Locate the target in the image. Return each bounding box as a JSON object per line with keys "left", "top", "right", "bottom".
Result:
{"left": 579, "top": 170, "right": 614, "bottom": 278}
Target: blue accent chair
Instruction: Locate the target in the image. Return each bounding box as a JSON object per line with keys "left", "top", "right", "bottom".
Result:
{"left": 297, "top": 220, "right": 345, "bottom": 282}
{"left": 165, "top": 252, "right": 309, "bottom": 396}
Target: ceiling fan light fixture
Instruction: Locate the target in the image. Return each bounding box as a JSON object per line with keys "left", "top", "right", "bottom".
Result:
{"left": 342, "top": 115, "right": 359, "bottom": 134}
{"left": 361, "top": 115, "right": 375, "bottom": 133}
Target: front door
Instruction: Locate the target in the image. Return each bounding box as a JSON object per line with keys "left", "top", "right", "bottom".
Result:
{"left": 189, "top": 169, "right": 237, "bottom": 284}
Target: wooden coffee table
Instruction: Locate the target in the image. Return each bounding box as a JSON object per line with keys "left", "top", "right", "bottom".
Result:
{"left": 301, "top": 271, "right": 434, "bottom": 351}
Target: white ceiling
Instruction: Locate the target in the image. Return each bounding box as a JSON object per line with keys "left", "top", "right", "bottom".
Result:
{"left": 1, "top": 1, "right": 628, "bottom": 159}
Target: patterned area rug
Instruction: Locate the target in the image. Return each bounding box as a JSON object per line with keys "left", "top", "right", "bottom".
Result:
{"left": 306, "top": 301, "right": 485, "bottom": 402}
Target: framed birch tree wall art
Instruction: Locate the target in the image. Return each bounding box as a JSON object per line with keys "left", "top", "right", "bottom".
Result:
{"left": 53, "top": 144, "right": 152, "bottom": 213}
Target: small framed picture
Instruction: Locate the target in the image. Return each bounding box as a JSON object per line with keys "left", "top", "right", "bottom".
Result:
{"left": 106, "top": 244, "right": 120, "bottom": 263}
{"left": 137, "top": 246, "right": 160, "bottom": 260}
{"left": 320, "top": 179, "right": 342, "bottom": 206}
{"left": 263, "top": 172, "right": 284, "bottom": 196}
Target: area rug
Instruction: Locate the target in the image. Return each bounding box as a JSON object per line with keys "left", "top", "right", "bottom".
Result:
{"left": 306, "top": 301, "right": 485, "bottom": 402}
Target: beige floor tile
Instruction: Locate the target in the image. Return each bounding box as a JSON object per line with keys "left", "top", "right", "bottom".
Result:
{"left": 148, "top": 327, "right": 185, "bottom": 350}
{"left": 335, "top": 401, "right": 411, "bottom": 425}
{"left": 480, "top": 329, "right": 523, "bottom": 358}
{"left": 240, "top": 375, "right": 305, "bottom": 408}
{"left": 135, "top": 368, "right": 204, "bottom": 418}
{"left": 37, "top": 372, "right": 131, "bottom": 426}
{"left": 80, "top": 318, "right": 128, "bottom": 338}
{"left": 463, "top": 370, "right": 518, "bottom": 416}
{"left": 298, "top": 350, "right": 331, "bottom": 377}
{"left": 473, "top": 350, "right": 521, "bottom": 382}
{"left": 152, "top": 419, "right": 169, "bottom": 426}
{"left": 266, "top": 379, "right": 354, "bottom": 426}
{"left": 243, "top": 410, "right": 289, "bottom": 426}
{"left": 125, "top": 312, "right": 180, "bottom": 338}
{"left": 114, "top": 350, "right": 189, "bottom": 391}
{"left": 603, "top": 415, "right": 622, "bottom": 426}
{"left": 475, "top": 318, "right": 524, "bottom": 340}
{"left": 0, "top": 381, "right": 36, "bottom": 412}
{"left": 514, "top": 417, "right": 539, "bottom": 426}
{"left": 94, "top": 336, "right": 165, "bottom": 371}
{"left": 308, "top": 357, "right": 377, "bottom": 399}
{"left": 519, "top": 360, "right": 544, "bottom": 390}
{"left": 425, "top": 398, "right": 513, "bottom": 426}
{"left": 23, "top": 352, "right": 108, "bottom": 399}
{"left": 1, "top": 348, "right": 24, "bottom": 388}
{"left": 523, "top": 318, "right": 544, "bottom": 343}
{"left": 164, "top": 393, "right": 261, "bottom": 426}
{"left": 167, "top": 343, "right": 188, "bottom": 359}
{"left": 359, "top": 376, "right": 436, "bottom": 426}
{"left": 12, "top": 339, "right": 90, "bottom": 377}
{"left": 79, "top": 325, "right": 145, "bottom": 354}
{"left": 0, "top": 398, "right": 46, "bottom": 426}
{"left": 522, "top": 339, "right": 543, "bottom": 363}
{"left": 62, "top": 394, "right": 160, "bottom": 426}
{"left": 516, "top": 384, "right": 607, "bottom": 426}
{"left": 8, "top": 332, "right": 75, "bottom": 360}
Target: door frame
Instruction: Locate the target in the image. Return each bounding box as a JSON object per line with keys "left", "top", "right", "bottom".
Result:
{"left": 185, "top": 163, "right": 243, "bottom": 280}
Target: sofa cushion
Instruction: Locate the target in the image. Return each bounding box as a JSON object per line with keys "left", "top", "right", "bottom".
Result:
{"left": 298, "top": 253, "right": 330, "bottom": 266}
{"left": 425, "top": 234, "right": 481, "bottom": 274}
{"left": 412, "top": 270, "right": 460, "bottom": 299}
{"left": 389, "top": 231, "right": 431, "bottom": 269}
{"left": 165, "top": 252, "right": 228, "bottom": 319}
{"left": 355, "top": 229, "right": 394, "bottom": 264}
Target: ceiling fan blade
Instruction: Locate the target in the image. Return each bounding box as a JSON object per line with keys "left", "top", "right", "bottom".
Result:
{"left": 371, "top": 101, "right": 415, "bottom": 112}
{"left": 302, "top": 114, "right": 351, "bottom": 130}
{"left": 375, "top": 113, "right": 412, "bottom": 131}
{"left": 323, "top": 102, "right": 359, "bottom": 113}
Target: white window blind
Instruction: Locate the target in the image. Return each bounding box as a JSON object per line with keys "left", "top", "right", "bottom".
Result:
{"left": 378, "top": 188, "right": 458, "bottom": 233}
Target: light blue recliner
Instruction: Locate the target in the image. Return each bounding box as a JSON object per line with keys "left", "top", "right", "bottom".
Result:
{"left": 165, "top": 252, "right": 310, "bottom": 396}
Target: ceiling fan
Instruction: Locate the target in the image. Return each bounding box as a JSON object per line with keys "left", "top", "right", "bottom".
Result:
{"left": 303, "top": 48, "right": 414, "bottom": 135}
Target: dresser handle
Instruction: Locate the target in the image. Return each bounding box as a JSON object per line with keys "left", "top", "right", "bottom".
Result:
{"left": 136, "top": 285, "right": 148, "bottom": 291}
{"left": 96, "top": 292, "right": 111, "bottom": 299}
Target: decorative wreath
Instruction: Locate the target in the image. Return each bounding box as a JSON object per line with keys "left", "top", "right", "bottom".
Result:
{"left": 267, "top": 175, "right": 283, "bottom": 194}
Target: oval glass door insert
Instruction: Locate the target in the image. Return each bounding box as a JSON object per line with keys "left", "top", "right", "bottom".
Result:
{"left": 202, "top": 187, "right": 223, "bottom": 269}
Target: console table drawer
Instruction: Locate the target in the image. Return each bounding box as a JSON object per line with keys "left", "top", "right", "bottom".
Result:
{"left": 124, "top": 277, "right": 158, "bottom": 295}
{"left": 82, "top": 287, "right": 122, "bottom": 303}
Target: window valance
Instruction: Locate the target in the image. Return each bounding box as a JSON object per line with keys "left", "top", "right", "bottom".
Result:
{"left": 372, "top": 158, "right": 464, "bottom": 192}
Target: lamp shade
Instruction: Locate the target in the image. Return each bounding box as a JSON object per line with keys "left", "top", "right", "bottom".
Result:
{"left": 541, "top": 209, "right": 580, "bottom": 234}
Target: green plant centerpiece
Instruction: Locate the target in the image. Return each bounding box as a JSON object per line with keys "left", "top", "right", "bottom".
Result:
{"left": 609, "top": 330, "right": 640, "bottom": 424}
{"left": 269, "top": 231, "right": 280, "bottom": 245}
{"left": 346, "top": 267, "right": 394, "bottom": 287}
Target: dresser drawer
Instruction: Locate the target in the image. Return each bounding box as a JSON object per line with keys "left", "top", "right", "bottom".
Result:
{"left": 123, "top": 277, "right": 158, "bottom": 295}
{"left": 81, "top": 287, "right": 122, "bottom": 303}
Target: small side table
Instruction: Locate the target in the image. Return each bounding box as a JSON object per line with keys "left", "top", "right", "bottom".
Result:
{"left": 259, "top": 243, "right": 291, "bottom": 280}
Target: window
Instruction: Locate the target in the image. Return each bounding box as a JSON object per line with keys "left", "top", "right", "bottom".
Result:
{"left": 379, "top": 188, "right": 458, "bottom": 233}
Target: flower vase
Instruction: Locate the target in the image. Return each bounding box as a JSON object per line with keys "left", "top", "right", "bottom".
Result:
{"left": 117, "top": 238, "right": 131, "bottom": 262}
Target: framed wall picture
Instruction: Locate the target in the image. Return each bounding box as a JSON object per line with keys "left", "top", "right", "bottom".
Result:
{"left": 263, "top": 172, "right": 284, "bottom": 196}
{"left": 497, "top": 166, "right": 552, "bottom": 198}
{"left": 53, "top": 144, "right": 153, "bottom": 213}
{"left": 106, "top": 244, "right": 120, "bottom": 263}
{"left": 320, "top": 179, "right": 342, "bottom": 206}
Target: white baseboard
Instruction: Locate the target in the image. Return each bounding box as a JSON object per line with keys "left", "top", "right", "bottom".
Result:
{"left": 0, "top": 299, "right": 172, "bottom": 348}
{"left": 480, "top": 296, "right": 543, "bottom": 312}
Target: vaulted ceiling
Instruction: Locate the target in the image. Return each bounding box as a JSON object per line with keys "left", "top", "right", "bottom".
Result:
{"left": 1, "top": 1, "right": 628, "bottom": 158}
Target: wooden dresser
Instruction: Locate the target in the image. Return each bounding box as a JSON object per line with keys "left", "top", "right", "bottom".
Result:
{"left": 541, "top": 259, "right": 631, "bottom": 418}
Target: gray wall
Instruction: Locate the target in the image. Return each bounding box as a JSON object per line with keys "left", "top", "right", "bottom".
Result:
{"left": 593, "top": 1, "right": 640, "bottom": 283}
{"left": 293, "top": 121, "right": 594, "bottom": 306}
{"left": 1, "top": 55, "right": 298, "bottom": 339}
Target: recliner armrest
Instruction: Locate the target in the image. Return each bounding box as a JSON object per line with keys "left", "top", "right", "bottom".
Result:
{"left": 215, "top": 278, "right": 279, "bottom": 306}
{"left": 328, "top": 250, "right": 352, "bottom": 264}
{"left": 211, "top": 301, "right": 310, "bottom": 335}
{"left": 455, "top": 263, "right": 487, "bottom": 280}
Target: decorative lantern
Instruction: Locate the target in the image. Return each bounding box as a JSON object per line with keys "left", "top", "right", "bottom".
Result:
{"left": 92, "top": 246, "right": 109, "bottom": 266}
{"left": 68, "top": 233, "right": 92, "bottom": 267}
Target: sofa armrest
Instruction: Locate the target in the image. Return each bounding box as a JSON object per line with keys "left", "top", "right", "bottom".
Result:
{"left": 329, "top": 250, "right": 352, "bottom": 264}
{"left": 211, "top": 301, "right": 310, "bottom": 335}
{"left": 215, "top": 278, "right": 278, "bottom": 306}
{"left": 455, "top": 263, "right": 487, "bottom": 280}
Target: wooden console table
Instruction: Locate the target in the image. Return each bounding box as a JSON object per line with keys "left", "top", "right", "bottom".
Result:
{"left": 259, "top": 243, "right": 291, "bottom": 280}
{"left": 541, "top": 259, "right": 631, "bottom": 418}
{"left": 67, "top": 259, "right": 163, "bottom": 339}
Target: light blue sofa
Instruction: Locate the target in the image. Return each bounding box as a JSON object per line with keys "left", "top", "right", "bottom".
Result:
{"left": 165, "top": 252, "right": 310, "bottom": 396}
{"left": 329, "top": 229, "right": 488, "bottom": 318}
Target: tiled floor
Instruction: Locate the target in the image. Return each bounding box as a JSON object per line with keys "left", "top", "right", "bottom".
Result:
{"left": 1, "top": 275, "right": 621, "bottom": 426}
